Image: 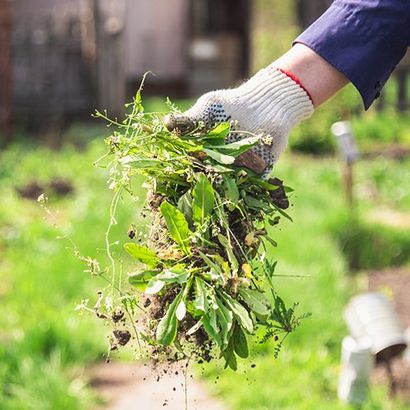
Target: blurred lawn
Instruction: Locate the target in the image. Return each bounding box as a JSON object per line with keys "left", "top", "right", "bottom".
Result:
{"left": 0, "top": 139, "right": 135, "bottom": 409}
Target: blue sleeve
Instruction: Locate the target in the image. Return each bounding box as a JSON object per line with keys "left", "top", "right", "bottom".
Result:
{"left": 294, "top": 0, "right": 410, "bottom": 109}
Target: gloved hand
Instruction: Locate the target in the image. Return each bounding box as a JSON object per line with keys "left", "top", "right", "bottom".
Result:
{"left": 165, "top": 65, "right": 314, "bottom": 177}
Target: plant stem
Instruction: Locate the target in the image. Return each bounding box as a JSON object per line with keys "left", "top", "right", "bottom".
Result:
{"left": 105, "top": 188, "right": 122, "bottom": 300}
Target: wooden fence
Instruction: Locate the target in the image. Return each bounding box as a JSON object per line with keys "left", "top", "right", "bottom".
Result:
{"left": 12, "top": 15, "right": 94, "bottom": 120}
{"left": 7, "top": 0, "right": 126, "bottom": 132}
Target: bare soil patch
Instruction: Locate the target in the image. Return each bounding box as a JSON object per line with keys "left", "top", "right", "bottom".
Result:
{"left": 367, "top": 209, "right": 410, "bottom": 230}
{"left": 89, "top": 362, "right": 226, "bottom": 410}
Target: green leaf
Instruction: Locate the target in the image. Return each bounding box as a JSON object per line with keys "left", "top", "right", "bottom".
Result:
{"left": 193, "top": 277, "right": 208, "bottom": 313}
{"left": 145, "top": 277, "right": 166, "bottom": 295}
{"left": 210, "top": 136, "right": 261, "bottom": 156}
{"left": 156, "top": 289, "right": 184, "bottom": 346}
{"left": 223, "top": 175, "right": 239, "bottom": 209}
{"left": 215, "top": 296, "right": 233, "bottom": 349}
{"left": 155, "top": 268, "right": 189, "bottom": 284}
{"left": 176, "top": 300, "right": 186, "bottom": 321}
{"left": 216, "top": 136, "right": 260, "bottom": 150}
{"left": 186, "top": 319, "right": 203, "bottom": 336}
{"left": 144, "top": 268, "right": 189, "bottom": 295}
{"left": 160, "top": 201, "right": 192, "bottom": 254}
{"left": 268, "top": 216, "right": 281, "bottom": 226}
{"left": 203, "top": 149, "right": 235, "bottom": 164}
{"left": 192, "top": 173, "right": 215, "bottom": 226}
{"left": 198, "top": 251, "right": 225, "bottom": 284}
{"left": 202, "top": 310, "right": 222, "bottom": 347}
{"left": 207, "top": 164, "right": 235, "bottom": 173}
{"left": 243, "top": 195, "right": 271, "bottom": 212}
{"left": 205, "top": 122, "right": 230, "bottom": 139}
{"left": 217, "top": 234, "right": 239, "bottom": 272}
{"left": 220, "top": 291, "right": 253, "bottom": 333}
{"left": 239, "top": 288, "right": 271, "bottom": 317}
{"left": 263, "top": 259, "right": 278, "bottom": 280}
{"left": 200, "top": 270, "right": 224, "bottom": 283}
{"left": 128, "top": 270, "right": 157, "bottom": 290}
{"left": 247, "top": 177, "right": 283, "bottom": 191}
{"left": 124, "top": 243, "right": 159, "bottom": 268}
{"left": 222, "top": 339, "right": 238, "bottom": 371}
{"left": 212, "top": 254, "right": 232, "bottom": 278}
{"left": 233, "top": 325, "right": 249, "bottom": 358}
{"left": 121, "top": 156, "right": 161, "bottom": 168}
{"left": 264, "top": 236, "right": 278, "bottom": 248}
{"left": 198, "top": 251, "right": 221, "bottom": 273}
{"left": 272, "top": 203, "right": 293, "bottom": 222}
{"left": 177, "top": 190, "right": 193, "bottom": 223}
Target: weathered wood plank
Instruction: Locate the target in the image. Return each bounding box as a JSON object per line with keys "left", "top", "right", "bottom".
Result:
{"left": 93, "top": 0, "right": 125, "bottom": 116}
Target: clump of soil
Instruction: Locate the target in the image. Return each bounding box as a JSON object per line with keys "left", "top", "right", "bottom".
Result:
{"left": 112, "top": 308, "right": 125, "bottom": 323}
{"left": 113, "top": 330, "right": 132, "bottom": 346}
{"left": 268, "top": 178, "right": 289, "bottom": 209}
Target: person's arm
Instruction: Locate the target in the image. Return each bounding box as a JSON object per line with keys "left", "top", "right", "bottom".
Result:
{"left": 295, "top": 0, "right": 410, "bottom": 109}
{"left": 273, "top": 44, "right": 349, "bottom": 107}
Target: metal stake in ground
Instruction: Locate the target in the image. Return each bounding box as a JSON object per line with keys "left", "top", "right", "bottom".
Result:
{"left": 331, "top": 121, "right": 359, "bottom": 208}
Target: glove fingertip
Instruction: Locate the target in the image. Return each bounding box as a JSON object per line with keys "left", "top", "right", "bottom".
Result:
{"left": 164, "top": 114, "right": 196, "bottom": 135}
{"left": 234, "top": 151, "right": 267, "bottom": 175}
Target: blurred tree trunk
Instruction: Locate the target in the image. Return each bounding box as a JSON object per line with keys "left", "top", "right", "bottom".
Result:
{"left": 0, "top": 0, "right": 12, "bottom": 145}
{"left": 295, "top": 0, "right": 332, "bottom": 29}
{"left": 93, "top": 0, "right": 126, "bottom": 117}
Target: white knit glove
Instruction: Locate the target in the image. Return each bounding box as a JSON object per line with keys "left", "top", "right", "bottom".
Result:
{"left": 165, "top": 66, "right": 314, "bottom": 177}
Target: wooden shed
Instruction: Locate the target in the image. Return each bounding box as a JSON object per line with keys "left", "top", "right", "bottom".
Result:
{"left": 124, "top": 0, "right": 250, "bottom": 96}
{"left": 0, "top": 0, "right": 250, "bottom": 135}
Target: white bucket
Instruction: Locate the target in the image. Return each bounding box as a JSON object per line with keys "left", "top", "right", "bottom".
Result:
{"left": 344, "top": 292, "right": 407, "bottom": 361}
{"left": 338, "top": 336, "right": 373, "bottom": 404}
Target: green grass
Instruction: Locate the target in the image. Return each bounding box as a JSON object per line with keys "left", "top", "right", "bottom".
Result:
{"left": 0, "top": 140, "right": 136, "bottom": 409}
{"left": 333, "top": 218, "right": 410, "bottom": 270}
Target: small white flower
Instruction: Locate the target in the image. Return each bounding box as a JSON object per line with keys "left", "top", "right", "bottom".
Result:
{"left": 262, "top": 134, "right": 273, "bottom": 146}
{"left": 37, "top": 193, "right": 47, "bottom": 203}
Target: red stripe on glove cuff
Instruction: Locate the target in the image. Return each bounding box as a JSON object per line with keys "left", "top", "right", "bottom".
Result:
{"left": 277, "top": 68, "right": 313, "bottom": 103}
